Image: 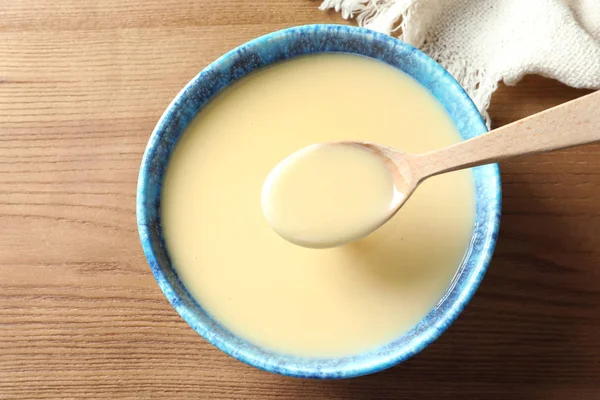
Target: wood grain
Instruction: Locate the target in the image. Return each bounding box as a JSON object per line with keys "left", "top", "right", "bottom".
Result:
{"left": 1, "top": 1, "right": 598, "bottom": 399}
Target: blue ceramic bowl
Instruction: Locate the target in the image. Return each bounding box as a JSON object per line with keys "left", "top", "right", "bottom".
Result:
{"left": 137, "top": 24, "right": 501, "bottom": 379}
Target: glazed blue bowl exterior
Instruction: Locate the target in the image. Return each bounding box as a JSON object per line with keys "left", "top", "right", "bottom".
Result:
{"left": 137, "top": 24, "right": 501, "bottom": 379}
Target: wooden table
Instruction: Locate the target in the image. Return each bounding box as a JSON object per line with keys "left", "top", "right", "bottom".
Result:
{"left": 1, "top": 1, "right": 598, "bottom": 398}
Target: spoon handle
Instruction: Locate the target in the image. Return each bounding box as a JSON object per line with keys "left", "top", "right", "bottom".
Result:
{"left": 412, "top": 90, "right": 600, "bottom": 180}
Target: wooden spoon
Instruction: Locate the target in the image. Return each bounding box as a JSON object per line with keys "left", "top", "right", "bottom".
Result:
{"left": 263, "top": 90, "right": 600, "bottom": 248}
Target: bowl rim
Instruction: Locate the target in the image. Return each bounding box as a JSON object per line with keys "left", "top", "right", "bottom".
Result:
{"left": 137, "top": 24, "right": 502, "bottom": 379}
